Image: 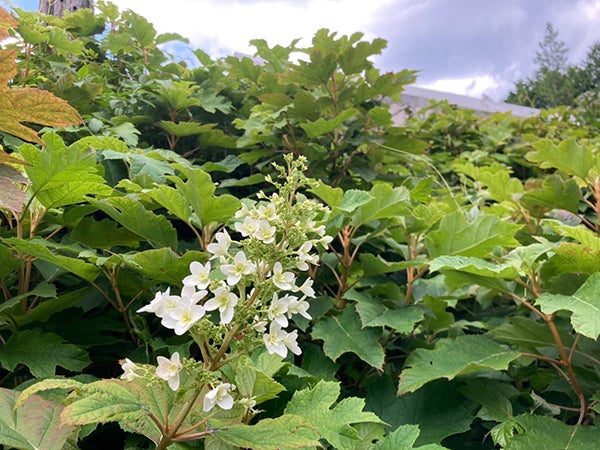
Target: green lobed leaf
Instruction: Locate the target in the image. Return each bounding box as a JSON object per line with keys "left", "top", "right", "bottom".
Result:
{"left": 284, "top": 380, "right": 384, "bottom": 450}
{"left": 312, "top": 304, "right": 385, "bottom": 369}
{"left": 336, "top": 189, "right": 374, "bottom": 213}
{"left": 526, "top": 138, "right": 598, "bottom": 181}
{"left": 346, "top": 289, "right": 424, "bottom": 333}
{"left": 367, "top": 376, "right": 475, "bottom": 446}
{"left": 426, "top": 211, "right": 522, "bottom": 258}
{"left": 300, "top": 108, "right": 357, "bottom": 138}
{"left": 351, "top": 183, "right": 411, "bottom": 226}
{"left": 168, "top": 164, "right": 241, "bottom": 227}
{"left": 453, "top": 162, "right": 523, "bottom": 203}
{"left": 0, "top": 387, "right": 77, "bottom": 450}
{"left": 459, "top": 379, "right": 518, "bottom": 422}
{"left": 397, "top": 335, "right": 520, "bottom": 394}
{"left": 20, "top": 133, "right": 111, "bottom": 208}
{"left": 159, "top": 120, "right": 216, "bottom": 137}
{"left": 374, "top": 424, "right": 448, "bottom": 450}
{"left": 500, "top": 414, "right": 600, "bottom": 450}
{"left": 212, "top": 415, "right": 320, "bottom": 449}
{"left": 535, "top": 272, "right": 600, "bottom": 339}
{"left": 234, "top": 356, "right": 286, "bottom": 405}
{"left": 0, "top": 330, "right": 90, "bottom": 378}
{"left": 519, "top": 175, "right": 580, "bottom": 215}
{"left": 308, "top": 180, "right": 344, "bottom": 208}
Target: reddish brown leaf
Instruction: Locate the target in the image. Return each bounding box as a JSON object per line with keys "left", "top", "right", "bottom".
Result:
{"left": 0, "top": 176, "right": 27, "bottom": 213}
{"left": 0, "top": 50, "right": 16, "bottom": 86}
{"left": 0, "top": 7, "right": 17, "bottom": 40}
{"left": 0, "top": 87, "right": 83, "bottom": 144}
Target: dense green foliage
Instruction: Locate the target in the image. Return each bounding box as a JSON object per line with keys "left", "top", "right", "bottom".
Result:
{"left": 1, "top": 3, "right": 600, "bottom": 449}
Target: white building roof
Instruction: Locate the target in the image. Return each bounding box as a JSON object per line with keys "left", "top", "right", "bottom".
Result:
{"left": 393, "top": 85, "right": 539, "bottom": 121}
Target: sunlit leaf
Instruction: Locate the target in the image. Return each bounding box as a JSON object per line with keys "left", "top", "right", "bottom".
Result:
{"left": 526, "top": 138, "right": 598, "bottom": 181}
{"left": 0, "top": 387, "right": 77, "bottom": 450}
{"left": 20, "top": 133, "right": 111, "bottom": 208}
{"left": 284, "top": 380, "right": 384, "bottom": 450}
{"left": 535, "top": 272, "right": 600, "bottom": 339}
{"left": 426, "top": 211, "right": 522, "bottom": 258}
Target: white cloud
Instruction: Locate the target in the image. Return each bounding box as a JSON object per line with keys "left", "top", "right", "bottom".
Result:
{"left": 418, "top": 75, "right": 500, "bottom": 99}
{"left": 112, "top": 0, "right": 395, "bottom": 57}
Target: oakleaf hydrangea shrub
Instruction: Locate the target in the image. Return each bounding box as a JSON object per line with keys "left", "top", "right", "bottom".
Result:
{"left": 120, "top": 155, "right": 332, "bottom": 443}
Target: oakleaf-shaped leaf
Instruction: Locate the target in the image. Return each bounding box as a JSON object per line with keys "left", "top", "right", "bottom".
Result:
{"left": 168, "top": 164, "right": 240, "bottom": 227}
{"left": 454, "top": 162, "right": 523, "bottom": 203}
{"left": 0, "top": 52, "right": 82, "bottom": 144}
{"left": 159, "top": 120, "right": 216, "bottom": 137}
{"left": 284, "top": 380, "right": 384, "bottom": 450}
{"left": 526, "top": 138, "right": 598, "bottom": 181}
{"left": 426, "top": 211, "right": 522, "bottom": 258}
{"left": 312, "top": 304, "right": 385, "bottom": 369}
{"left": 397, "top": 335, "right": 520, "bottom": 394}
{"left": 374, "top": 424, "right": 448, "bottom": 450}
{"left": 351, "top": 183, "right": 411, "bottom": 226}
{"left": 212, "top": 415, "right": 320, "bottom": 449}
{"left": 300, "top": 108, "right": 357, "bottom": 138}
{"left": 535, "top": 272, "right": 600, "bottom": 339}
{"left": 0, "top": 387, "right": 76, "bottom": 450}
{"left": 346, "top": 289, "right": 424, "bottom": 333}
{"left": 499, "top": 414, "right": 600, "bottom": 450}
{"left": 20, "top": 133, "right": 111, "bottom": 208}
{"left": 0, "top": 330, "right": 90, "bottom": 378}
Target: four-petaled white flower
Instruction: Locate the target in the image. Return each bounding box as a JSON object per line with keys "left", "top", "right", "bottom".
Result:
{"left": 271, "top": 262, "right": 296, "bottom": 291}
{"left": 182, "top": 261, "right": 211, "bottom": 289}
{"left": 161, "top": 297, "right": 206, "bottom": 335}
{"left": 268, "top": 294, "right": 292, "bottom": 327}
{"left": 294, "top": 278, "right": 316, "bottom": 298}
{"left": 220, "top": 251, "right": 256, "bottom": 286}
{"left": 296, "top": 242, "right": 318, "bottom": 271}
{"left": 207, "top": 230, "right": 231, "bottom": 261}
{"left": 137, "top": 288, "right": 181, "bottom": 319}
{"left": 235, "top": 216, "right": 260, "bottom": 238}
{"left": 156, "top": 352, "right": 182, "bottom": 391}
{"left": 256, "top": 203, "right": 277, "bottom": 221}
{"left": 263, "top": 322, "right": 302, "bottom": 358}
{"left": 253, "top": 219, "right": 276, "bottom": 244}
{"left": 203, "top": 383, "right": 236, "bottom": 412}
{"left": 120, "top": 358, "right": 142, "bottom": 381}
{"left": 287, "top": 296, "right": 312, "bottom": 320}
{"left": 204, "top": 285, "right": 239, "bottom": 324}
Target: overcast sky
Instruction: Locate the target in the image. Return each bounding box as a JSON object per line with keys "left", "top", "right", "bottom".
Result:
{"left": 10, "top": 0, "right": 600, "bottom": 100}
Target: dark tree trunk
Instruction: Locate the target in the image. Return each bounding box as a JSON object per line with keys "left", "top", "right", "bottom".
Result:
{"left": 39, "top": 0, "right": 93, "bottom": 17}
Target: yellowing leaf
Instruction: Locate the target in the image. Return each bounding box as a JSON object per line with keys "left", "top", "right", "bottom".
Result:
{"left": 0, "top": 48, "right": 82, "bottom": 144}
{"left": 0, "top": 7, "right": 17, "bottom": 40}
{"left": 0, "top": 387, "right": 76, "bottom": 450}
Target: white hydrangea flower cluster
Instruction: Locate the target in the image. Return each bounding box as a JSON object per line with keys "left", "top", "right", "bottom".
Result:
{"left": 123, "top": 156, "right": 331, "bottom": 414}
